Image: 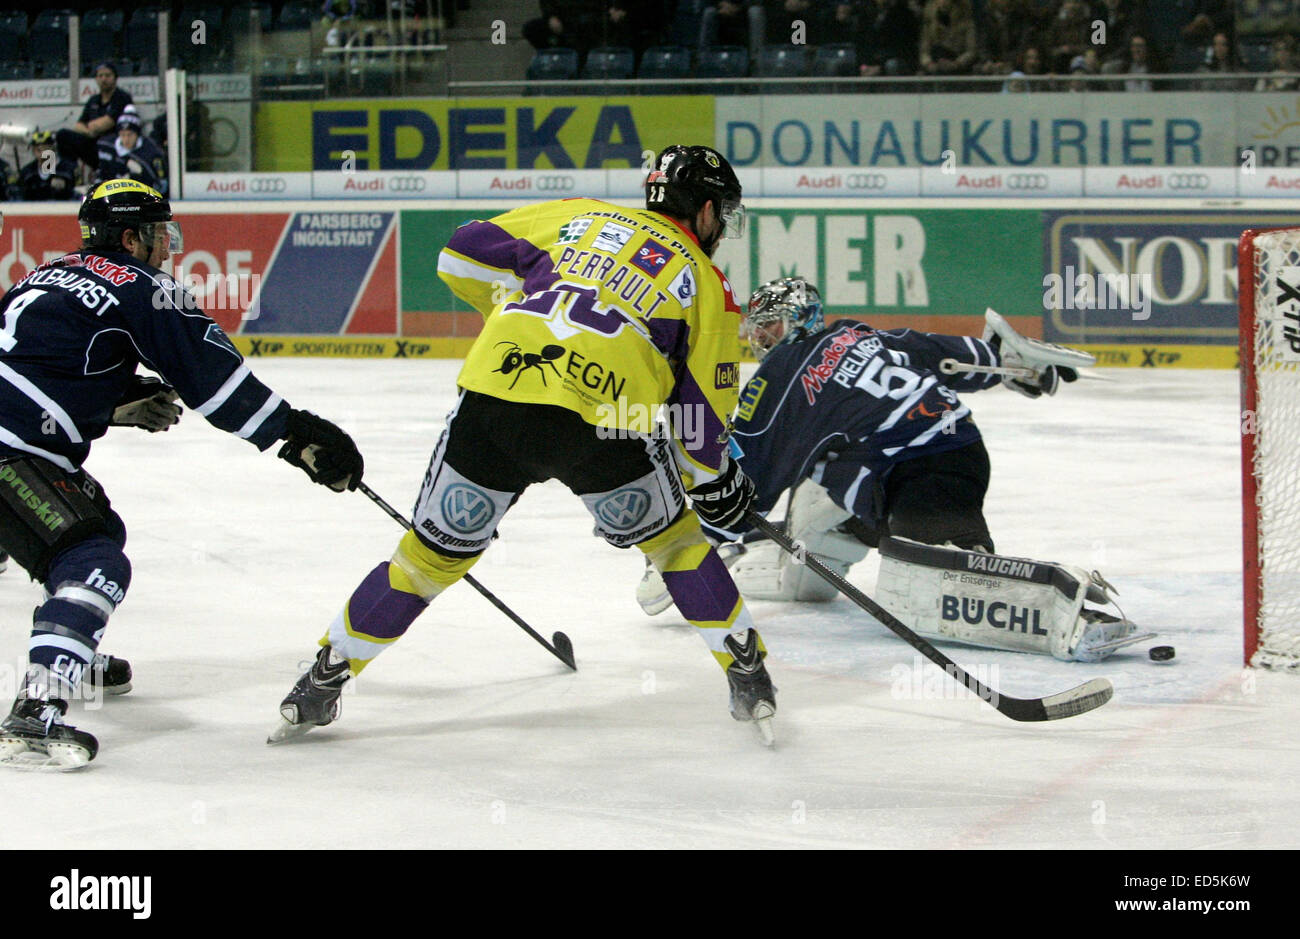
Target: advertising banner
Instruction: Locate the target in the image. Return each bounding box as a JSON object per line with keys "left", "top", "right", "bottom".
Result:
{"left": 254, "top": 97, "right": 714, "bottom": 173}
{"left": 716, "top": 92, "right": 1300, "bottom": 169}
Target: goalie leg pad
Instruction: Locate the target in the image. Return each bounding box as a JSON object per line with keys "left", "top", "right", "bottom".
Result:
{"left": 731, "top": 480, "right": 871, "bottom": 602}
{"left": 875, "top": 537, "right": 1139, "bottom": 661}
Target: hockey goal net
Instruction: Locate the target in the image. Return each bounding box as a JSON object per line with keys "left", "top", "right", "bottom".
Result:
{"left": 1241, "top": 227, "right": 1300, "bottom": 668}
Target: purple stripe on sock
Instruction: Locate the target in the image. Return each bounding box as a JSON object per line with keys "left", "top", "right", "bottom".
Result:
{"left": 661, "top": 549, "right": 740, "bottom": 624}
{"left": 344, "top": 563, "right": 429, "bottom": 641}
{"left": 447, "top": 220, "right": 559, "bottom": 295}
{"left": 669, "top": 368, "right": 728, "bottom": 469}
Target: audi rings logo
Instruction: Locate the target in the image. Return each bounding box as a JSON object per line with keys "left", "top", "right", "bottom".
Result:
{"left": 36, "top": 84, "right": 66, "bottom": 101}
{"left": 536, "top": 175, "right": 576, "bottom": 192}
{"left": 846, "top": 174, "right": 888, "bottom": 190}
{"left": 1168, "top": 173, "right": 1211, "bottom": 191}
{"left": 249, "top": 177, "right": 288, "bottom": 194}
{"left": 1007, "top": 173, "right": 1049, "bottom": 191}
{"left": 388, "top": 176, "right": 426, "bottom": 192}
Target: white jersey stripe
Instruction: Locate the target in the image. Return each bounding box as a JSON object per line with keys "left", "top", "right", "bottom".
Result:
{"left": 236, "top": 393, "right": 283, "bottom": 440}
{"left": 437, "top": 251, "right": 524, "bottom": 291}
{"left": 29, "top": 633, "right": 97, "bottom": 664}
{"left": 0, "top": 423, "right": 78, "bottom": 472}
{"left": 0, "top": 362, "right": 82, "bottom": 443}
{"left": 196, "top": 363, "right": 251, "bottom": 416}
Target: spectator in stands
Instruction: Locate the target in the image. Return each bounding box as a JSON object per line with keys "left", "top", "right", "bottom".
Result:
{"left": 1003, "top": 44, "right": 1049, "bottom": 89}
{"left": 919, "top": 0, "right": 976, "bottom": 75}
{"left": 1114, "top": 33, "right": 1157, "bottom": 91}
{"left": 1092, "top": 0, "right": 1141, "bottom": 66}
{"left": 763, "top": 0, "right": 821, "bottom": 46}
{"left": 975, "top": 0, "right": 1036, "bottom": 76}
{"left": 56, "top": 62, "right": 134, "bottom": 184}
{"left": 322, "top": 0, "right": 357, "bottom": 19}
{"left": 1197, "top": 30, "right": 1247, "bottom": 89}
{"left": 1044, "top": 0, "right": 1091, "bottom": 74}
{"left": 1066, "top": 48, "right": 1101, "bottom": 91}
{"left": 700, "top": 1, "right": 765, "bottom": 58}
{"left": 14, "top": 131, "right": 78, "bottom": 202}
{"left": 592, "top": 1, "right": 666, "bottom": 56}
{"left": 524, "top": 1, "right": 601, "bottom": 55}
{"left": 1257, "top": 35, "right": 1300, "bottom": 92}
{"left": 858, "top": 0, "right": 922, "bottom": 76}
{"left": 1180, "top": 0, "right": 1233, "bottom": 46}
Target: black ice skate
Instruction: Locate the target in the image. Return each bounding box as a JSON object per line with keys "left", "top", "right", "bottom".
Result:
{"left": 84, "top": 653, "right": 133, "bottom": 695}
{"left": 723, "top": 629, "right": 776, "bottom": 747}
{"left": 0, "top": 696, "right": 98, "bottom": 771}
{"left": 267, "top": 645, "right": 352, "bottom": 744}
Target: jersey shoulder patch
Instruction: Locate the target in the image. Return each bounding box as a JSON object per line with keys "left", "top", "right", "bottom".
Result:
{"left": 203, "top": 323, "right": 240, "bottom": 357}
{"left": 737, "top": 376, "right": 767, "bottom": 421}
{"left": 713, "top": 266, "right": 741, "bottom": 314}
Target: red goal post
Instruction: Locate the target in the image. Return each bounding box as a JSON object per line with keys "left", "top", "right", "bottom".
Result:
{"left": 1241, "top": 227, "right": 1300, "bottom": 668}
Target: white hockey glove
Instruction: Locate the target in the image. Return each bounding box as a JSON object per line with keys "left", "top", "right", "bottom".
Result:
{"left": 983, "top": 309, "right": 1094, "bottom": 398}
{"left": 111, "top": 375, "right": 182, "bottom": 432}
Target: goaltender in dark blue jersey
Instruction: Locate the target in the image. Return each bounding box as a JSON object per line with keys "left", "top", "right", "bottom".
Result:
{"left": 0, "top": 244, "right": 283, "bottom": 471}
{"left": 732, "top": 318, "right": 999, "bottom": 524}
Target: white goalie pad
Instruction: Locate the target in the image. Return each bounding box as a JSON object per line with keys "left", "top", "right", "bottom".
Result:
{"left": 874, "top": 537, "right": 1151, "bottom": 661}
{"left": 731, "top": 480, "right": 871, "bottom": 602}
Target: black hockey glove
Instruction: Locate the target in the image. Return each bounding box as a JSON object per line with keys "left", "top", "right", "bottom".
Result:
{"left": 278, "top": 409, "right": 364, "bottom": 492}
{"left": 111, "top": 375, "right": 182, "bottom": 432}
{"left": 1004, "top": 364, "right": 1080, "bottom": 399}
{"left": 688, "top": 457, "right": 756, "bottom": 531}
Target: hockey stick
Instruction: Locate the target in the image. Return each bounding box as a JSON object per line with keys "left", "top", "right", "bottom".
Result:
{"left": 938, "top": 358, "right": 1113, "bottom": 383}
{"left": 744, "top": 512, "right": 1113, "bottom": 722}
{"left": 358, "top": 482, "right": 576, "bottom": 671}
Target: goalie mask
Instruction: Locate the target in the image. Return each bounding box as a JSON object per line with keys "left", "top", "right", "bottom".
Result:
{"left": 742, "top": 277, "right": 826, "bottom": 359}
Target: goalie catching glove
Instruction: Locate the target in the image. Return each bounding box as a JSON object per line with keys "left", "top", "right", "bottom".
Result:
{"left": 983, "top": 308, "right": 1093, "bottom": 398}
{"left": 111, "top": 375, "right": 181, "bottom": 432}
{"left": 688, "top": 456, "right": 756, "bottom": 530}
{"left": 278, "top": 409, "right": 364, "bottom": 492}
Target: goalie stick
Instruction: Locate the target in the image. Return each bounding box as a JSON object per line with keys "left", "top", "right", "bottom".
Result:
{"left": 744, "top": 512, "right": 1113, "bottom": 722}
{"left": 359, "top": 482, "right": 576, "bottom": 671}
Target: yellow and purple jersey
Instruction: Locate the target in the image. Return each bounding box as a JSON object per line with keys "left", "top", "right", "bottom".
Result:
{"left": 437, "top": 198, "right": 743, "bottom": 486}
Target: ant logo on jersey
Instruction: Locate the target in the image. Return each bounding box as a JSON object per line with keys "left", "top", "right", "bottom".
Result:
{"left": 630, "top": 238, "right": 672, "bottom": 277}
{"left": 493, "top": 340, "right": 564, "bottom": 389}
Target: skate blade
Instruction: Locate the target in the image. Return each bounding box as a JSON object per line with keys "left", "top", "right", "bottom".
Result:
{"left": 102, "top": 682, "right": 132, "bottom": 696}
{"left": 751, "top": 703, "right": 776, "bottom": 748}
{"left": 0, "top": 739, "right": 92, "bottom": 772}
{"left": 638, "top": 591, "right": 674, "bottom": 616}
{"left": 266, "top": 717, "right": 316, "bottom": 745}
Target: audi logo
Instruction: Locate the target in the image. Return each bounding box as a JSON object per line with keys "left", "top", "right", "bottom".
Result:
{"left": 36, "top": 84, "right": 66, "bottom": 100}
{"left": 249, "top": 178, "right": 287, "bottom": 193}
{"left": 1007, "top": 173, "right": 1049, "bottom": 190}
{"left": 1168, "top": 173, "right": 1211, "bottom": 190}
{"left": 388, "top": 176, "right": 426, "bottom": 192}
{"left": 536, "top": 176, "right": 575, "bottom": 192}
{"left": 846, "top": 174, "right": 887, "bottom": 190}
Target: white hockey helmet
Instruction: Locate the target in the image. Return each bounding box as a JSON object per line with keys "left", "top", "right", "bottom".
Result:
{"left": 742, "top": 276, "right": 825, "bottom": 359}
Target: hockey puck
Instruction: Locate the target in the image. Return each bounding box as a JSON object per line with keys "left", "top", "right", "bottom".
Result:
{"left": 1149, "top": 645, "right": 1176, "bottom": 662}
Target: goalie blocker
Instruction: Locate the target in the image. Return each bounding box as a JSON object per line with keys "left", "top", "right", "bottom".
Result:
{"left": 874, "top": 537, "right": 1151, "bottom": 662}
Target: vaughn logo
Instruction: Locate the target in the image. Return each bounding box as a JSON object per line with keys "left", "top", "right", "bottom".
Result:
{"left": 50, "top": 869, "right": 151, "bottom": 919}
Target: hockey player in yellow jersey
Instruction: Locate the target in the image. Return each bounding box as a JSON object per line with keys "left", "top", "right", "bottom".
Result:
{"left": 270, "top": 145, "right": 777, "bottom": 746}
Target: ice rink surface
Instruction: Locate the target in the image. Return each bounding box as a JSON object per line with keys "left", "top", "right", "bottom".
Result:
{"left": 1, "top": 359, "right": 1292, "bottom": 850}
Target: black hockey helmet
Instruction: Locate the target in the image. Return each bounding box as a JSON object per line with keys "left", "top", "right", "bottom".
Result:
{"left": 645, "top": 145, "right": 745, "bottom": 240}
{"left": 78, "top": 179, "right": 182, "bottom": 254}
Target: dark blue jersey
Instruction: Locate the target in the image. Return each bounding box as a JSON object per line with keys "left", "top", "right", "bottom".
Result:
{"left": 96, "top": 135, "right": 168, "bottom": 195}
{"left": 731, "top": 320, "right": 1001, "bottom": 524}
{"left": 0, "top": 249, "right": 289, "bottom": 471}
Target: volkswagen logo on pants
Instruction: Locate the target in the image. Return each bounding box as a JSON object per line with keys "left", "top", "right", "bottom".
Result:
{"left": 594, "top": 488, "right": 651, "bottom": 530}
{"left": 441, "top": 483, "right": 495, "bottom": 534}
{"left": 1007, "top": 173, "right": 1049, "bottom": 191}
{"left": 536, "top": 175, "right": 576, "bottom": 192}
{"left": 1168, "top": 173, "right": 1211, "bottom": 190}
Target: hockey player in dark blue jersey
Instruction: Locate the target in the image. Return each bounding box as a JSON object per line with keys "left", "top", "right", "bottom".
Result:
{"left": 638, "top": 276, "right": 1151, "bottom": 662}
{"left": 0, "top": 180, "right": 364, "bottom": 770}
